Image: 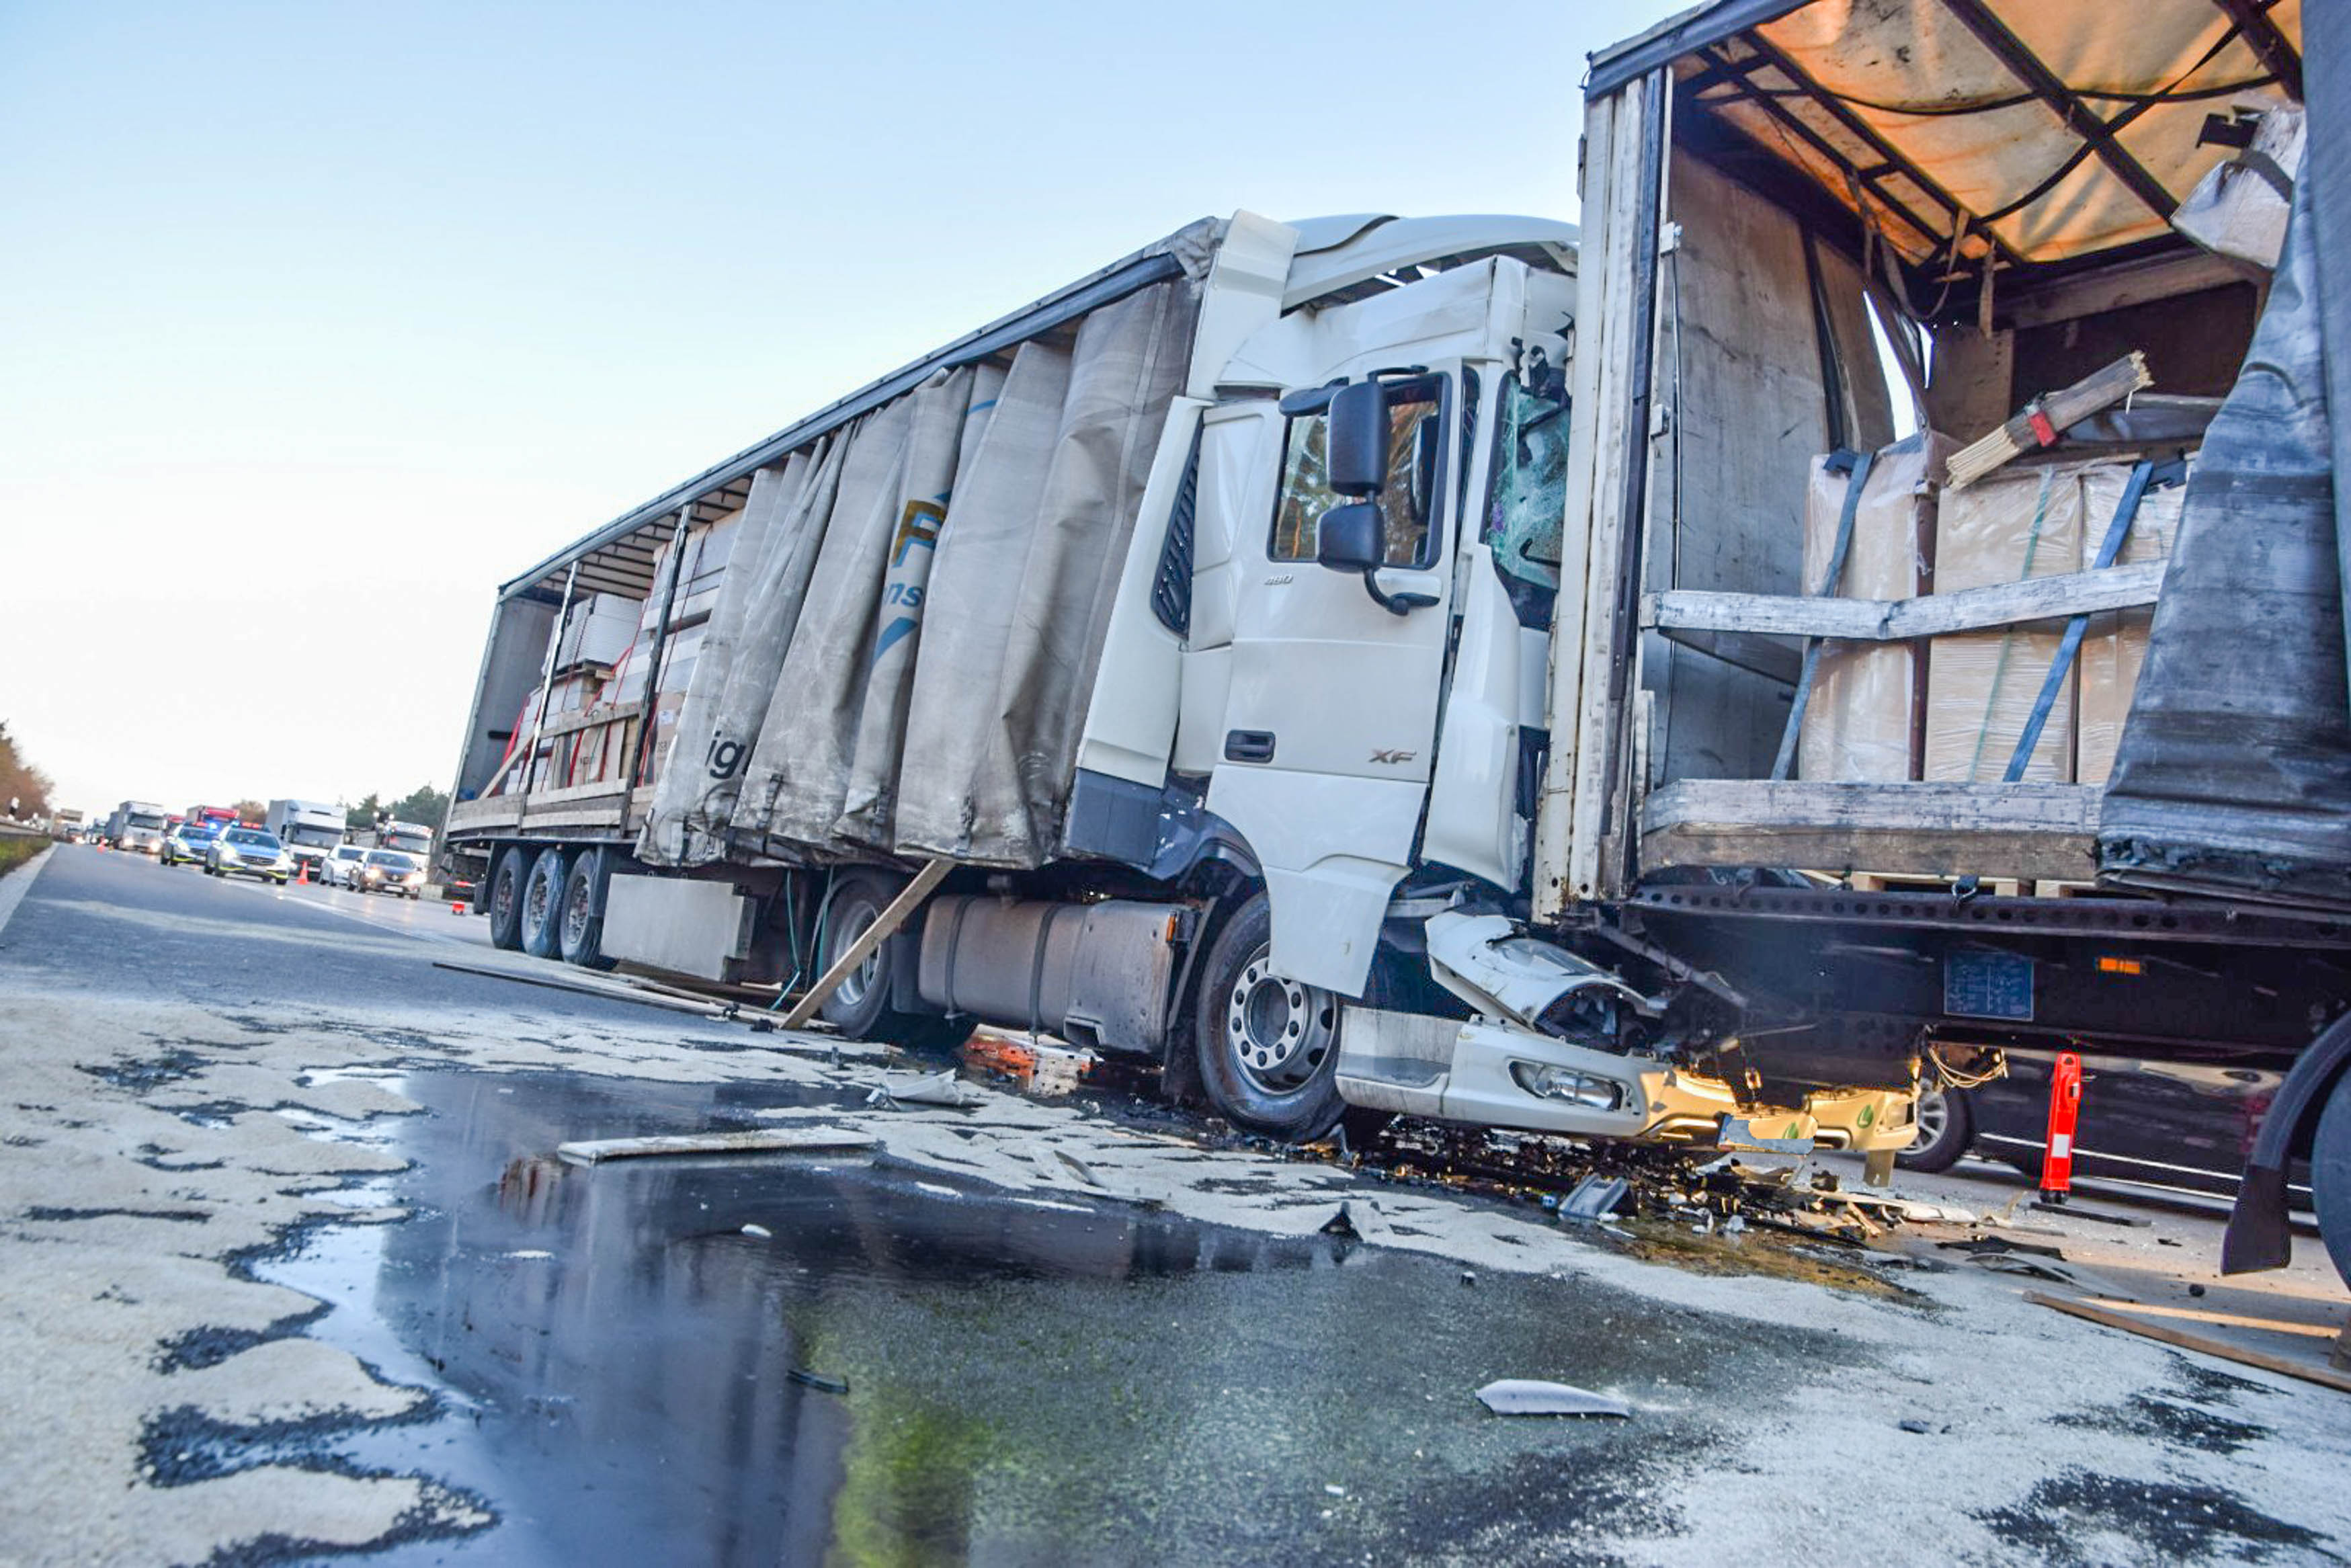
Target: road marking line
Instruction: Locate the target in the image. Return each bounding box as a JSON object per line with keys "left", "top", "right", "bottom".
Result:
{"left": 0, "top": 845, "right": 58, "bottom": 940}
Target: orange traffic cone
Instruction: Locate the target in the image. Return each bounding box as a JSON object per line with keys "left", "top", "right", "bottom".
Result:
{"left": 297, "top": 860, "right": 309, "bottom": 886}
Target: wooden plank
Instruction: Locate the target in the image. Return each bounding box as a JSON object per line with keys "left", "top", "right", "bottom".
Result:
{"left": 778, "top": 859, "right": 953, "bottom": 1030}
{"left": 556, "top": 1128, "right": 878, "bottom": 1166}
{"left": 518, "top": 804, "right": 633, "bottom": 832}
{"left": 1643, "top": 560, "right": 2166, "bottom": 643}
{"left": 1639, "top": 779, "right": 2102, "bottom": 882}
{"left": 537, "top": 700, "right": 643, "bottom": 741}
{"left": 522, "top": 779, "right": 630, "bottom": 807}
{"left": 446, "top": 798, "right": 524, "bottom": 833}
{"left": 2024, "top": 1292, "right": 2351, "bottom": 1397}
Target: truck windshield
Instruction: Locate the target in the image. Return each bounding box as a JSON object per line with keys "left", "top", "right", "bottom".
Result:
{"left": 128, "top": 814, "right": 165, "bottom": 830}
{"left": 1270, "top": 376, "right": 1445, "bottom": 569}
{"left": 385, "top": 831, "right": 429, "bottom": 853}
{"left": 286, "top": 825, "right": 341, "bottom": 848}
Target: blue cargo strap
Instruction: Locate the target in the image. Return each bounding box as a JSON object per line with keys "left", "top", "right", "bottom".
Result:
{"left": 2000, "top": 457, "right": 2188, "bottom": 783}
{"left": 1772, "top": 448, "right": 1874, "bottom": 781}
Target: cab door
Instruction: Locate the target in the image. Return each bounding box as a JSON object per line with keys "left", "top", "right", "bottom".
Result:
{"left": 1206, "top": 367, "right": 1458, "bottom": 994}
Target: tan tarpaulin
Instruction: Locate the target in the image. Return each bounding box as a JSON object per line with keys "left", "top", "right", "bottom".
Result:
{"left": 1678, "top": 1, "right": 2300, "bottom": 269}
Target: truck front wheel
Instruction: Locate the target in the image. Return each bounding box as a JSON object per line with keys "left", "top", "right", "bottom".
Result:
{"left": 2314, "top": 1069, "right": 2351, "bottom": 1289}
{"left": 1193, "top": 895, "right": 1346, "bottom": 1142}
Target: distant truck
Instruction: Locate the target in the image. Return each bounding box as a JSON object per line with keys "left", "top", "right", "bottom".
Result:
{"left": 265, "top": 800, "right": 346, "bottom": 876}
{"left": 106, "top": 801, "right": 169, "bottom": 855}
{"left": 373, "top": 819, "right": 434, "bottom": 858}
{"left": 185, "top": 806, "right": 236, "bottom": 831}
{"left": 48, "top": 809, "right": 85, "bottom": 841}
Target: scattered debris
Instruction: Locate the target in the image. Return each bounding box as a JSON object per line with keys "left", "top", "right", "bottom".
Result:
{"left": 866, "top": 1069, "right": 982, "bottom": 1110}
{"left": 1460, "top": 1271, "right": 1477, "bottom": 1287}
{"left": 1559, "top": 1175, "right": 1629, "bottom": 1223}
{"left": 1320, "top": 1203, "right": 1360, "bottom": 1239}
{"left": 1475, "top": 1380, "right": 1633, "bottom": 1418}
{"left": 786, "top": 1368, "right": 850, "bottom": 1395}
{"left": 741, "top": 1223, "right": 772, "bottom": 1239}
{"left": 555, "top": 1128, "right": 878, "bottom": 1165}
{"left": 1323, "top": 1484, "right": 1346, "bottom": 1497}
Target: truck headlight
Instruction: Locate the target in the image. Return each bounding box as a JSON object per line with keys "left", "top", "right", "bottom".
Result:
{"left": 1509, "top": 1061, "right": 1624, "bottom": 1110}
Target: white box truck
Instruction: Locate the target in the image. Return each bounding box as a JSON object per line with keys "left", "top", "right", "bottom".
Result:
{"left": 264, "top": 800, "right": 346, "bottom": 877}
{"left": 106, "top": 801, "right": 169, "bottom": 856}
{"left": 439, "top": 0, "right": 2351, "bottom": 1282}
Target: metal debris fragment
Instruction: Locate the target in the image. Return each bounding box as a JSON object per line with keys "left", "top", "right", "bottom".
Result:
{"left": 1475, "top": 1379, "right": 1633, "bottom": 1418}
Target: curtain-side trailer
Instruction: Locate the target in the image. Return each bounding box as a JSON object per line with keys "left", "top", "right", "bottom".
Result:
{"left": 440, "top": 0, "right": 2351, "bottom": 1284}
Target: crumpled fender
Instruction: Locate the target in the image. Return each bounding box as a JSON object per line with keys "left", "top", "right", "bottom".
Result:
{"left": 1424, "top": 913, "right": 1647, "bottom": 1033}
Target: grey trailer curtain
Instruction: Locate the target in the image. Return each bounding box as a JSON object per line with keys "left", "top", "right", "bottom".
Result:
{"left": 636, "top": 451, "right": 808, "bottom": 866}
{"left": 638, "top": 433, "right": 844, "bottom": 866}
{"left": 893, "top": 278, "right": 1198, "bottom": 866}
{"left": 2097, "top": 174, "right": 2351, "bottom": 909}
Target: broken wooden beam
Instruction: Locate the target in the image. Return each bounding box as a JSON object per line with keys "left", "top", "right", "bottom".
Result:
{"left": 1947, "top": 352, "right": 2153, "bottom": 490}
{"left": 555, "top": 1128, "right": 879, "bottom": 1166}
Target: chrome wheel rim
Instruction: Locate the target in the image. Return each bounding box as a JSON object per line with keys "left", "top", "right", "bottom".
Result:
{"left": 1225, "top": 947, "right": 1336, "bottom": 1096}
{"left": 561, "top": 873, "right": 592, "bottom": 950}
{"left": 829, "top": 897, "right": 882, "bottom": 1009}
{"left": 1910, "top": 1089, "right": 1949, "bottom": 1151}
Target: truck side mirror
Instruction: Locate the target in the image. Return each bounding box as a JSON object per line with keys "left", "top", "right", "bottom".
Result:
{"left": 1327, "top": 381, "right": 1390, "bottom": 497}
{"left": 1316, "top": 502, "right": 1385, "bottom": 573}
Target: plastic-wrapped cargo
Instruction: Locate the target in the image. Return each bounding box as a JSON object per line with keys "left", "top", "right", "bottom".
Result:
{"left": 1922, "top": 462, "right": 2088, "bottom": 783}
{"left": 1797, "top": 431, "right": 1956, "bottom": 782}
{"left": 2075, "top": 462, "right": 2190, "bottom": 786}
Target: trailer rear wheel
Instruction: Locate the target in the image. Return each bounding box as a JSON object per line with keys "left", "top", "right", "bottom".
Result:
{"left": 1194, "top": 895, "right": 1345, "bottom": 1142}
{"left": 815, "top": 871, "right": 971, "bottom": 1051}
{"left": 559, "top": 850, "right": 616, "bottom": 971}
{"left": 2314, "top": 1069, "right": 2351, "bottom": 1288}
{"left": 520, "top": 848, "right": 568, "bottom": 959}
{"left": 486, "top": 846, "right": 528, "bottom": 951}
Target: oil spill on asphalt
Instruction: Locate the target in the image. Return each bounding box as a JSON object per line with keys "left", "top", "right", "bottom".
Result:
{"left": 257, "top": 1070, "right": 1848, "bottom": 1567}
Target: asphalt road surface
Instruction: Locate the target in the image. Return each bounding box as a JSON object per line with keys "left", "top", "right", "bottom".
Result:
{"left": 2, "top": 843, "right": 2347, "bottom": 1566}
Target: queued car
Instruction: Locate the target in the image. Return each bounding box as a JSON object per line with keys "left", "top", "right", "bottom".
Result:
{"left": 159, "top": 821, "right": 224, "bottom": 867}
{"left": 319, "top": 843, "right": 370, "bottom": 888}
{"left": 204, "top": 826, "right": 295, "bottom": 886}
{"left": 356, "top": 848, "right": 426, "bottom": 899}
{"left": 1901, "top": 1050, "right": 2315, "bottom": 1207}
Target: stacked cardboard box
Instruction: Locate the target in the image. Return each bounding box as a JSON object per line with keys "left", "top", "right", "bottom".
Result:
{"left": 1797, "top": 433, "right": 1957, "bottom": 782}
{"left": 1798, "top": 446, "right": 2184, "bottom": 786}
{"left": 1922, "top": 462, "right": 2089, "bottom": 783}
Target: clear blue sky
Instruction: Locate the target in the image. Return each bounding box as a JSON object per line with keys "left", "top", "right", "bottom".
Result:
{"left": 0, "top": 0, "right": 1685, "bottom": 815}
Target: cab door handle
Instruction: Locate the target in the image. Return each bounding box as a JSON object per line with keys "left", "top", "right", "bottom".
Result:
{"left": 1224, "top": 730, "right": 1276, "bottom": 764}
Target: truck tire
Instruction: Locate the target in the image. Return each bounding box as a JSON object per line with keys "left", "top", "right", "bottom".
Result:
{"left": 521, "top": 848, "right": 568, "bottom": 959}
{"left": 1897, "top": 1087, "right": 1973, "bottom": 1173}
{"left": 1193, "top": 894, "right": 1346, "bottom": 1141}
{"left": 2314, "top": 1069, "right": 2351, "bottom": 1289}
{"left": 815, "top": 871, "right": 971, "bottom": 1051}
{"left": 486, "top": 846, "right": 529, "bottom": 952}
{"left": 559, "top": 850, "right": 616, "bottom": 971}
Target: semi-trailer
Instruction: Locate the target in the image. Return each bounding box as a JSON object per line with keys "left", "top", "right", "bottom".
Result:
{"left": 438, "top": 0, "right": 2349, "bottom": 1282}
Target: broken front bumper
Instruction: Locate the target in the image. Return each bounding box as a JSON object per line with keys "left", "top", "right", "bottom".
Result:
{"left": 1335, "top": 1013, "right": 1915, "bottom": 1153}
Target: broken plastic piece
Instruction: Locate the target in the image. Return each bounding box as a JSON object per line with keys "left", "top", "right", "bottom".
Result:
{"left": 741, "top": 1223, "right": 772, "bottom": 1239}
{"left": 1475, "top": 1380, "right": 1633, "bottom": 1418}
{"left": 1559, "top": 1175, "right": 1629, "bottom": 1222}
{"left": 786, "top": 1368, "right": 849, "bottom": 1395}
{"left": 1320, "top": 1203, "right": 1360, "bottom": 1239}
{"left": 555, "top": 1128, "right": 878, "bottom": 1165}
{"left": 870, "top": 1069, "right": 981, "bottom": 1109}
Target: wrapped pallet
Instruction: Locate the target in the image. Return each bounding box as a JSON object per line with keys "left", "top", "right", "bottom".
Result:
{"left": 1923, "top": 462, "right": 2088, "bottom": 782}
{"left": 2075, "top": 461, "right": 2190, "bottom": 786}
{"left": 1797, "top": 431, "right": 1957, "bottom": 782}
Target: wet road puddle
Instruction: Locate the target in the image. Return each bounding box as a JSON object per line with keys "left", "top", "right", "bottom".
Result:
{"left": 257, "top": 1070, "right": 1847, "bottom": 1566}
